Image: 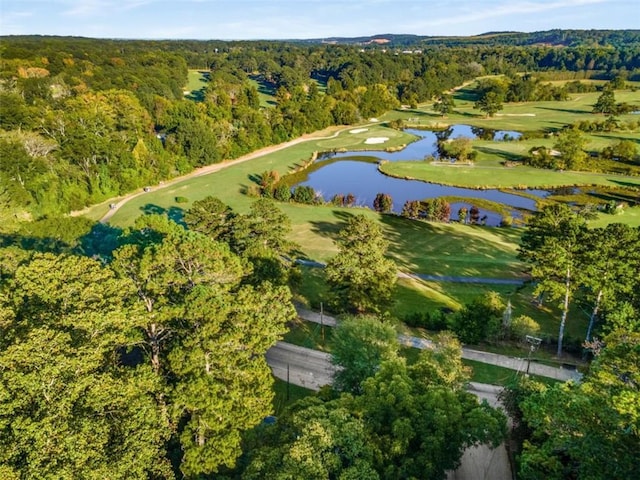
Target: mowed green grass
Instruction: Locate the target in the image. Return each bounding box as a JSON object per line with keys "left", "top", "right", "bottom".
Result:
{"left": 248, "top": 75, "right": 277, "bottom": 107}
{"left": 380, "top": 159, "right": 640, "bottom": 190}
{"left": 184, "top": 70, "right": 209, "bottom": 100}
{"left": 87, "top": 86, "right": 634, "bottom": 345}
{"left": 384, "top": 85, "right": 640, "bottom": 132}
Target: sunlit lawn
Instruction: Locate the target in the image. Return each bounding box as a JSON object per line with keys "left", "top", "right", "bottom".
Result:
{"left": 86, "top": 88, "right": 635, "bottom": 347}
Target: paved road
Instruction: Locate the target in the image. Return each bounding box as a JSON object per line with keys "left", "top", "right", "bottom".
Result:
{"left": 266, "top": 341, "right": 337, "bottom": 391}
{"left": 265, "top": 341, "right": 512, "bottom": 480}
{"left": 295, "top": 305, "right": 582, "bottom": 382}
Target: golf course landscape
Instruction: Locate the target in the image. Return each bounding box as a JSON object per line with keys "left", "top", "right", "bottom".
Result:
{"left": 82, "top": 78, "right": 640, "bottom": 352}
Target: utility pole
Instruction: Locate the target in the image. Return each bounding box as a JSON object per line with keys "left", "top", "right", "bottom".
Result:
{"left": 525, "top": 335, "right": 543, "bottom": 376}
{"left": 320, "top": 302, "right": 324, "bottom": 343}
{"left": 286, "top": 363, "right": 290, "bottom": 401}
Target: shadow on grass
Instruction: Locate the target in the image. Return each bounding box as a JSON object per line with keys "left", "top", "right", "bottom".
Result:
{"left": 378, "top": 214, "right": 522, "bottom": 276}
{"left": 453, "top": 88, "right": 478, "bottom": 103}
{"left": 608, "top": 178, "right": 640, "bottom": 189}
{"left": 308, "top": 209, "right": 355, "bottom": 239}
{"left": 475, "top": 146, "right": 524, "bottom": 162}
{"left": 139, "top": 204, "right": 186, "bottom": 225}
{"left": 586, "top": 189, "right": 640, "bottom": 205}
{"left": 537, "top": 106, "right": 590, "bottom": 115}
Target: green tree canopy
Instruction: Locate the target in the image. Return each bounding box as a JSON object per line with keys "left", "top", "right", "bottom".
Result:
{"left": 518, "top": 327, "right": 640, "bottom": 480}
{"left": 330, "top": 314, "right": 399, "bottom": 394}
{"left": 325, "top": 215, "right": 397, "bottom": 313}
{"left": 519, "top": 204, "right": 588, "bottom": 356}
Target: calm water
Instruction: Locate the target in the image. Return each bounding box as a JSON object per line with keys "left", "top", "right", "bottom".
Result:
{"left": 294, "top": 125, "right": 535, "bottom": 226}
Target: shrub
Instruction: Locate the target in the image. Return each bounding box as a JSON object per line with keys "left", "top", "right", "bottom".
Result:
{"left": 509, "top": 315, "right": 541, "bottom": 341}
{"left": 175, "top": 196, "right": 189, "bottom": 203}
{"left": 449, "top": 292, "right": 504, "bottom": 344}
{"left": 245, "top": 184, "right": 261, "bottom": 197}
{"left": 373, "top": 193, "right": 393, "bottom": 213}
{"left": 292, "top": 185, "right": 316, "bottom": 204}
{"left": 331, "top": 193, "right": 345, "bottom": 206}
{"left": 404, "top": 310, "right": 448, "bottom": 331}
{"left": 273, "top": 184, "right": 292, "bottom": 202}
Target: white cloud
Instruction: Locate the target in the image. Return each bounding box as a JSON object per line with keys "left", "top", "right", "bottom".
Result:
{"left": 412, "top": 0, "right": 610, "bottom": 29}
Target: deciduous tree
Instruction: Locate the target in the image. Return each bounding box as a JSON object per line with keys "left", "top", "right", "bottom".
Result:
{"left": 518, "top": 204, "right": 587, "bottom": 356}
{"left": 330, "top": 314, "right": 399, "bottom": 394}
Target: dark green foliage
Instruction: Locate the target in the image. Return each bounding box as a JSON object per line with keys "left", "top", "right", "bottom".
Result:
{"left": 372, "top": 192, "right": 393, "bottom": 213}
{"left": 516, "top": 328, "right": 640, "bottom": 480}
{"left": 273, "top": 183, "right": 292, "bottom": 202}
{"left": 449, "top": 291, "right": 505, "bottom": 344}
{"left": 602, "top": 140, "right": 639, "bottom": 164}
{"left": 434, "top": 93, "right": 455, "bottom": 116}
{"left": 330, "top": 314, "right": 399, "bottom": 394}
{"left": 238, "top": 335, "right": 506, "bottom": 480}
{"left": 404, "top": 309, "right": 449, "bottom": 331}
{"left": 292, "top": 185, "right": 317, "bottom": 204}
{"left": 518, "top": 204, "right": 588, "bottom": 356}
{"left": 184, "top": 196, "right": 236, "bottom": 244}
{"left": 325, "top": 215, "right": 397, "bottom": 313}
{"left": 592, "top": 85, "right": 617, "bottom": 114}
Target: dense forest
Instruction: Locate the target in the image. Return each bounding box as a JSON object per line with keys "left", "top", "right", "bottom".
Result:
{"left": 1, "top": 31, "right": 639, "bottom": 479}
{"left": 1, "top": 32, "right": 640, "bottom": 220}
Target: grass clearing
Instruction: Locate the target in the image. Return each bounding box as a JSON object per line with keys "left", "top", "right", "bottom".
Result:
{"left": 184, "top": 69, "right": 209, "bottom": 101}
{"left": 380, "top": 159, "right": 640, "bottom": 190}
{"left": 248, "top": 74, "right": 277, "bottom": 107}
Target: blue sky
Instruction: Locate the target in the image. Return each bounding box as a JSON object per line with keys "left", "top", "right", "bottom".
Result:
{"left": 1, "top": 0, "right": 637, "bottom": 40}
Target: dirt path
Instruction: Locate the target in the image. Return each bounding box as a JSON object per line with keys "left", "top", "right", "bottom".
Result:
{"left": 92, "top": 125, "right": 360, "bottom": 223}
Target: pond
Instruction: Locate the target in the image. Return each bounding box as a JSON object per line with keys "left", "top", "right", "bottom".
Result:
{"left": 292, "top": 125, "right": 532, "bottom": 226}
{"left": 328, "top": 125, "right": 522, "bottom": 163}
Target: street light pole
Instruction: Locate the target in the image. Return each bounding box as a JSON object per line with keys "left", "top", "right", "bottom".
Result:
{"left": 525, "top": 335, "right": 543, "bottom": 376}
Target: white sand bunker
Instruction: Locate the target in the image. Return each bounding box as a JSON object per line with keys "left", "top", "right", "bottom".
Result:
{"left": 350, "top": 128, "right": 369, "bottom": 134}
{"left": 369, "top": 118, "right": 379, "bottom": 122}
{"left": 496, "top": 113, "right": 536, "bottom": 117}
{"left": 365, "top": 137, "right": 389, "bottom": 144}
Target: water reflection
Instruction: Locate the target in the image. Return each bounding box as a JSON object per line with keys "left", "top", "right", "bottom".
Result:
{"left": 296, "top": 125, "right": 529, "bottom": 226}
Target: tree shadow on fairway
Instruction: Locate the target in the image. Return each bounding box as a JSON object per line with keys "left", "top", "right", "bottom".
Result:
{"left": 608, "top": 178, "right": 640, "bottom": 189}
{"left": 378, "top": 214, "right": 523, "bottom": 278}
{"left": 587, "top": 189, "right": 640, "bottom": 205}
{"left": 140, "top": 203, "right": 166, "bottom": 216}
{"left": 167, "top": 206, "right": 185, "bottom": 226}
{"left": 538, "top": 106, "right": 590, "bottom": 115}
{"left": 308, "top": 209, "right": 355, "bottom": 239}
{"left": 592, "top": 134, "right": 640, "bottom": 145}
{"left": 475, "top": 146, "right": 524, "bottom": 163}
{"left": 457, "top": 110, "right": 483, "bottom": 118}
{"left": 453, "top": 88, "right": 478, "bottom": 103}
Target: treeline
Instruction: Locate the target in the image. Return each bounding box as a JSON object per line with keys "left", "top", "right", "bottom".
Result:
{"left": 1, "top": 35, "right": 640, "bottom": 220}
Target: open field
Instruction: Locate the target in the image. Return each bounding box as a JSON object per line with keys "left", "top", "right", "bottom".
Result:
{"left": 248, "top": 75, "right": 277, "bottom": 107}
{"left": 184, "top": 69, "right": 209, "bottom": 101}
{"left": 384, "top": 86, "right": 640, "bottom": 132}
{"left": 380, "top": 159, "right": 640, "bottom": 189}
